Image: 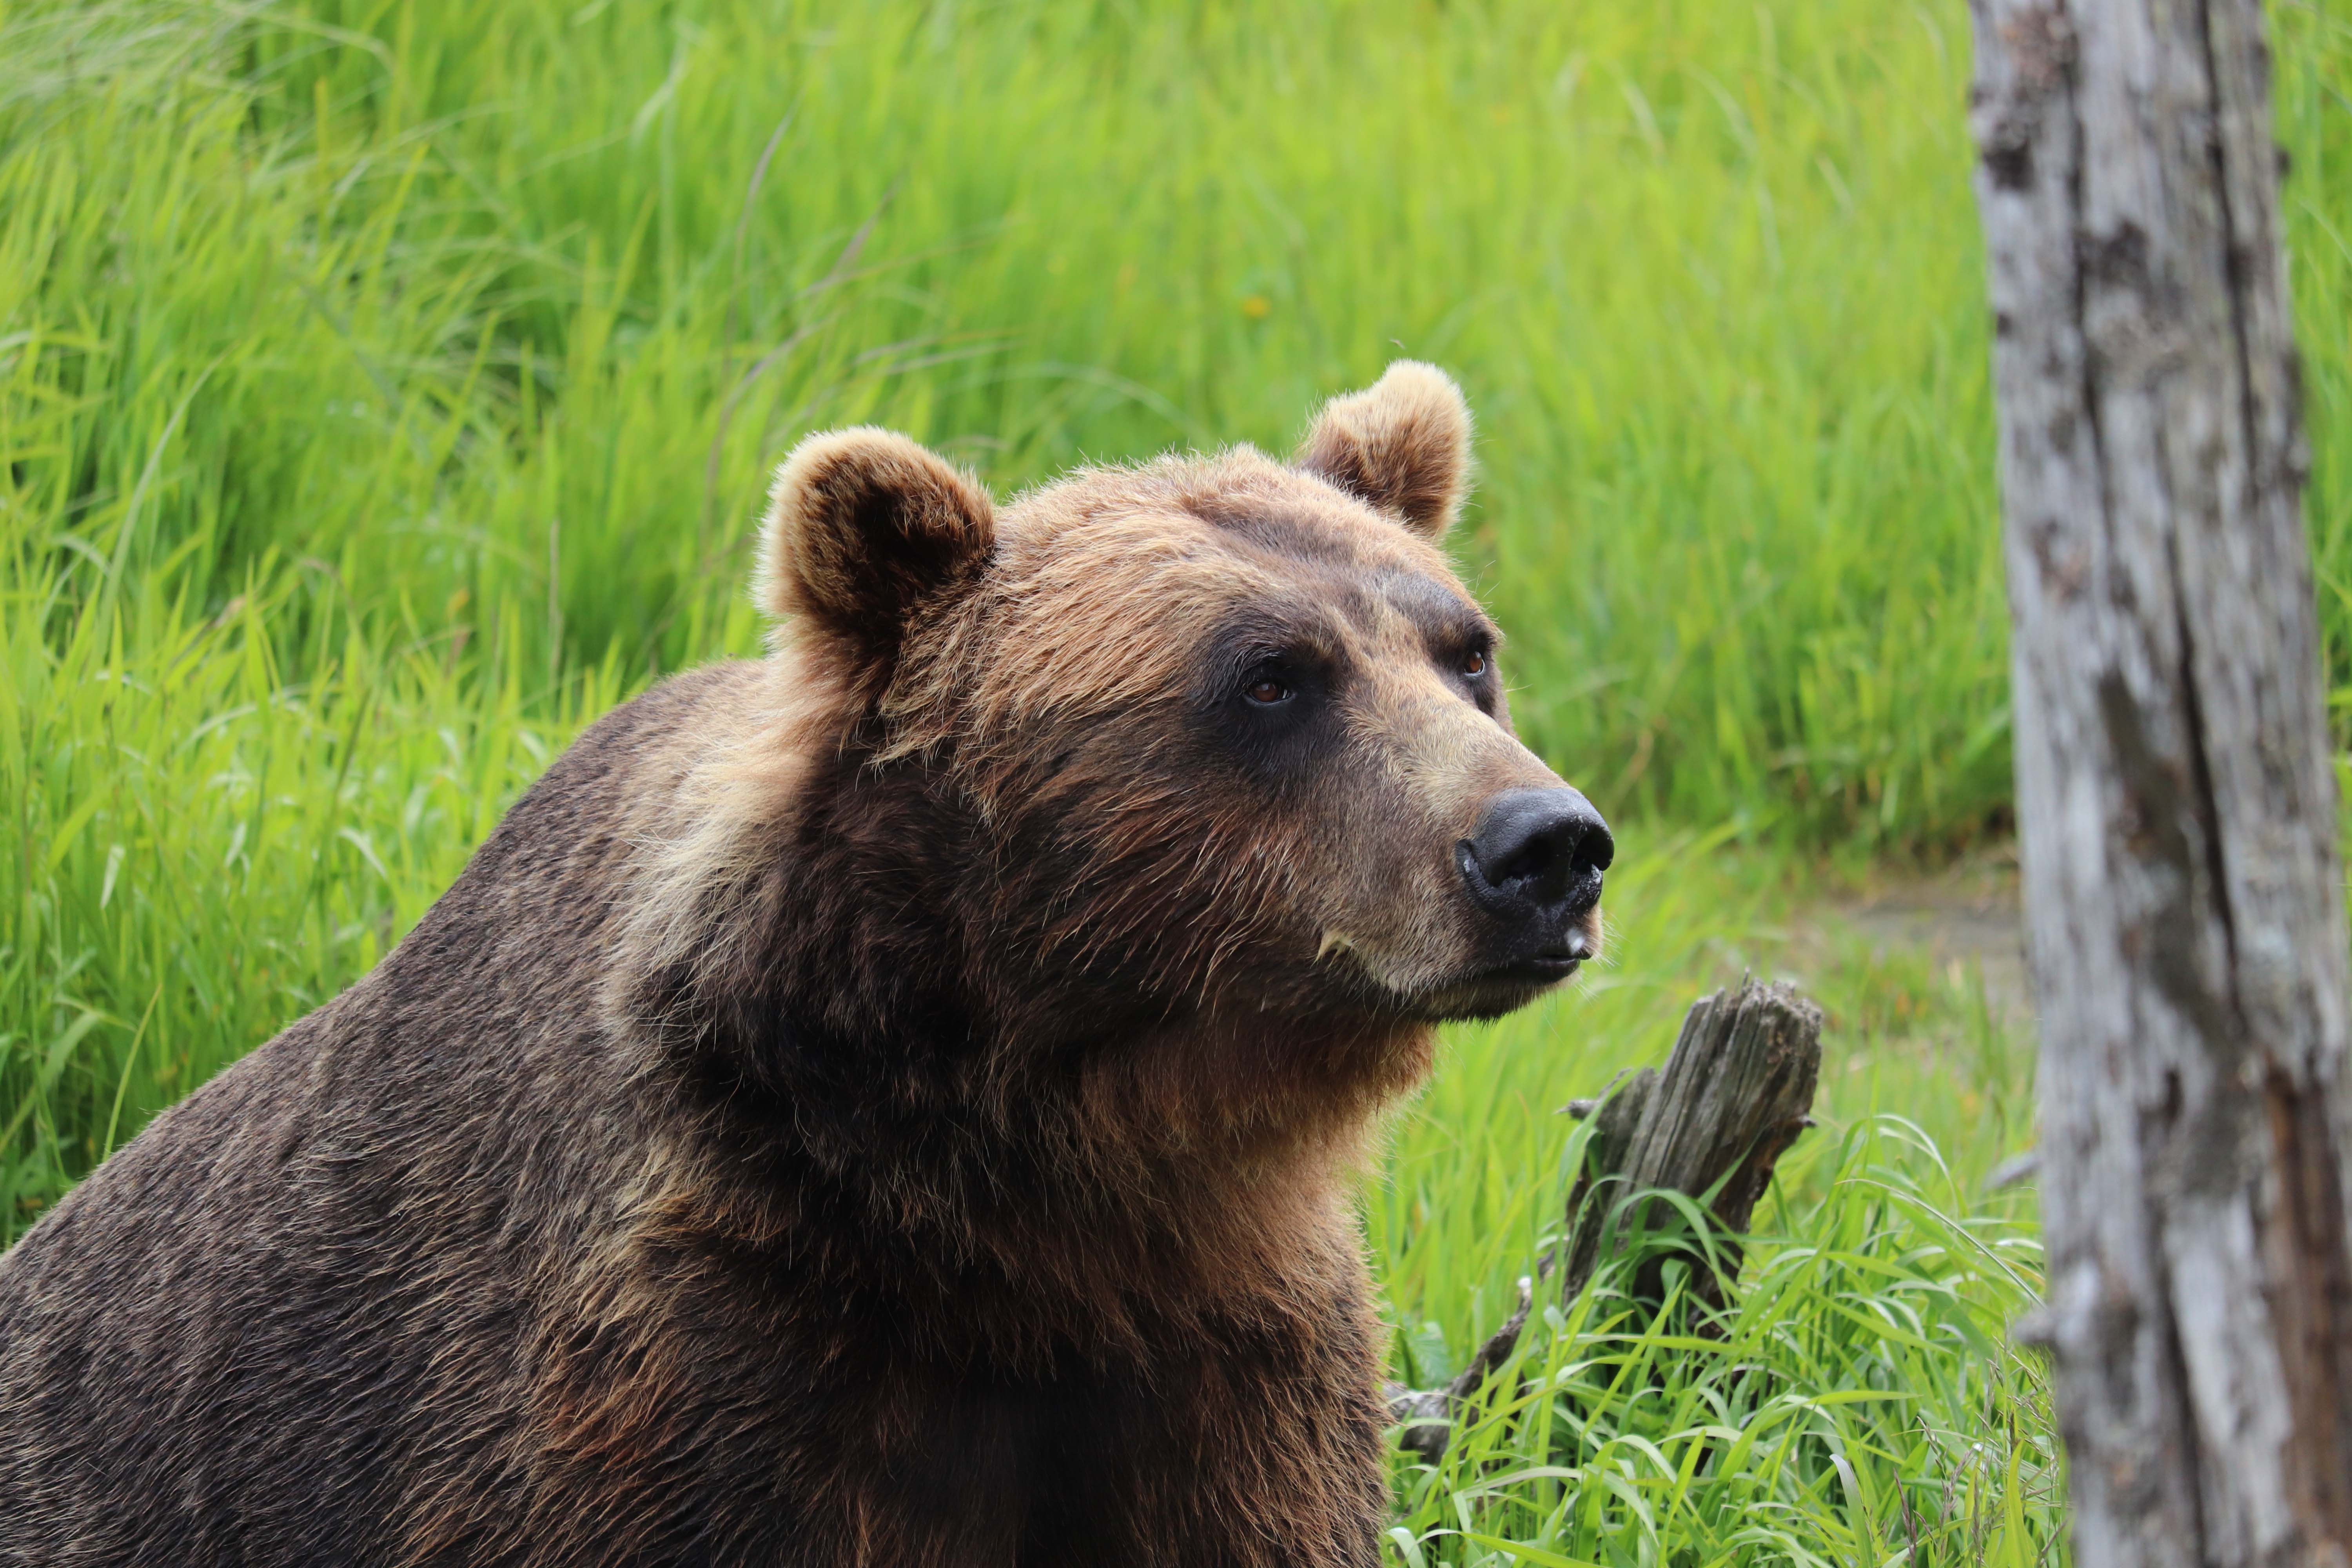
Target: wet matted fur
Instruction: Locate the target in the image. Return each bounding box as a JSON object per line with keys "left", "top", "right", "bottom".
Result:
{"left": 0, "top": 363, "right": 1603, "bottom": 1568}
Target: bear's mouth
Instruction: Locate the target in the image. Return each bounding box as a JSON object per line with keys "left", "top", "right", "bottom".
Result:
{"left": 1476, "top": 951, "right": 1583, "bottom": 985}
{"left": 1469, "top": 918, "right": 1596, "bottom": 988}
{"left": 1314, "top": 926, "right": 1593, "bottom": 1022}
{"left": 1402, "top": 944, "right": 1589, "bottom": 1022}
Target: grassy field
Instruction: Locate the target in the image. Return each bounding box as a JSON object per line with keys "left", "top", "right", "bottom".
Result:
{"left": 12, "top": 0, "right": 2352, "bottom": 1558}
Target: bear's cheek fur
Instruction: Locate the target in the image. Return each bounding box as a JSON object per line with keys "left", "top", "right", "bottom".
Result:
{"left": 962, "top": 728, "right": 1332, "bottom": 1017}
{"left": 1294, "top": 673, "right": 1570, "bottom": 1001}
{"left": 955, "top": 671, "right": 1567, "bottom": 1026}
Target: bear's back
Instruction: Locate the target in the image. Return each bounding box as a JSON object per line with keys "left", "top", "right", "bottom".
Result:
{"left": 0, "top": 664, "right": 767, "bottom": 1566}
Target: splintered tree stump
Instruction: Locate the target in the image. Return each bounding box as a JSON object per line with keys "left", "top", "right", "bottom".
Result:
{"left": 1555, "top": 979, "right": 1822, "bottom": 1309}
{"left": 1389, "top": 980, "right": 1822, "bottom": 1463}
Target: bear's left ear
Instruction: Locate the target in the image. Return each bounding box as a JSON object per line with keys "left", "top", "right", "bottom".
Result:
{"left": 757, "top": 427, "right": 996, "bottom": 661}
{"left": 1294, "top": 361, "right": 1473, "bottom": 539}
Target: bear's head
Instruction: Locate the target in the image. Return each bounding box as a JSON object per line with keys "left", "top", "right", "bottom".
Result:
{"left": 746, "top": 363, "right": 1609, "bottom": 1089}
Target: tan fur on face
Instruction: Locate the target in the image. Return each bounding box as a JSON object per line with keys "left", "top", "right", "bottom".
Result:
{"left": 1323, "top": 608, "right": 1561, "bottom": 994}
{"left": 877, "top": 439, "right": 1565, "bottom": 1017}
{"left": 1294, "top": 360, "right": 1472, "bottom": 538}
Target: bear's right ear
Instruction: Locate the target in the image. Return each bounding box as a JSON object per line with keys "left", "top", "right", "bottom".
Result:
{"left": 757, "top": 428, "right": 996, "bottom": 661}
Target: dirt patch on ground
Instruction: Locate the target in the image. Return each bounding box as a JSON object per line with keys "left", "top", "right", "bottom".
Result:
{"left": 1800, "top": 852, "right": 2034, "bottom": 1027}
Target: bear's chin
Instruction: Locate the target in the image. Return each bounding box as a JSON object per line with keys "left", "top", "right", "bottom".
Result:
{"left": 1388, "top": 959, "right": 1581, "bottom": 1024}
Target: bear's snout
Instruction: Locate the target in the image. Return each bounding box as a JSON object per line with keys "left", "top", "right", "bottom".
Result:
{"left": 1454, "top": 787, "right": 1613, "bottom": 972}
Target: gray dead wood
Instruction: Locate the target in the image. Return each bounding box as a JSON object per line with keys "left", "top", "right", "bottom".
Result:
{"left": 1969, "top": 1, "right": 2352, "bottom": 1563}
{"left": 1553, "top": 980, "right": 1822, "bottom": 1310}
{"left": 1388, "top": 980, "right": 1821, "bottom": 1463}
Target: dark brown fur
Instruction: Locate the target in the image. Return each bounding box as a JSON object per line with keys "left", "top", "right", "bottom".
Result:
{"left": 0, "top": 363, "right": 1597, "bottom": 1567}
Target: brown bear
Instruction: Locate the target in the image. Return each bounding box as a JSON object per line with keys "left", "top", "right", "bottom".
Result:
{"left": 0, "top": 363, "right": 1610, "bottom": 1567}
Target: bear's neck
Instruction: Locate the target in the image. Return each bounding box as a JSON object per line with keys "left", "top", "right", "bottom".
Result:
{"left": 644, "top": 996, "right": 1426, "bottom": 1356}
{"left": 611, "top": 677, "right": 1432, "bottom": 1345}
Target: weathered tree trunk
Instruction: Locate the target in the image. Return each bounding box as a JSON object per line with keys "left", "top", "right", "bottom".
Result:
{"left": 1968, "top": 2, "right": 2352, "bottom": 1563}
{"left": 1388, "top": 981, "right": 1820, "bottom": 1463}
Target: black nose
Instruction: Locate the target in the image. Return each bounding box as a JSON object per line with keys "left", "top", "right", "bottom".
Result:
{"left": 1457, "top": 788, "right": 1613, "bottom": 920}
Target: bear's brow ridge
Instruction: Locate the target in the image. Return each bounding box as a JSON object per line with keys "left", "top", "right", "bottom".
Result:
{"left": 1174, "top": 487, "right": 1387, "bottom": 561}
{"left": 1370, "top": 569, "right": 1490, "bottom": 647}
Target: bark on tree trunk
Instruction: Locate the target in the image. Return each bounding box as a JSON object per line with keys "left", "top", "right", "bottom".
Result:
{"left": 1967, "top": 2, "right": 2352, "bottom": 1563}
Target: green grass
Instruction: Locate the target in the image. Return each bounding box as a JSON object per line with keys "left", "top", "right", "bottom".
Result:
{"left": 1373, "top": 840, "right": 2053, "bottom": 1563}
{"left": 16, "top": 0, "right": 2352, "bottom": 1557}
{"left": 1382, "top": 1129, "right": 2053, "bottom": 1567}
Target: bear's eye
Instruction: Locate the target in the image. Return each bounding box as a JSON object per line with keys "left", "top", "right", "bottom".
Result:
{"left": 1461, "top": 648, "right": 1489, "bottom": 678}
{"left": 1245, "top": 672, "right": 1294, "bottom": 706}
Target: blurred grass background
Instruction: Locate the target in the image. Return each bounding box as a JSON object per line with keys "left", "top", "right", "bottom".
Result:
{"left": 10, "top": 0, "right": 2352, "bottom": 1558}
